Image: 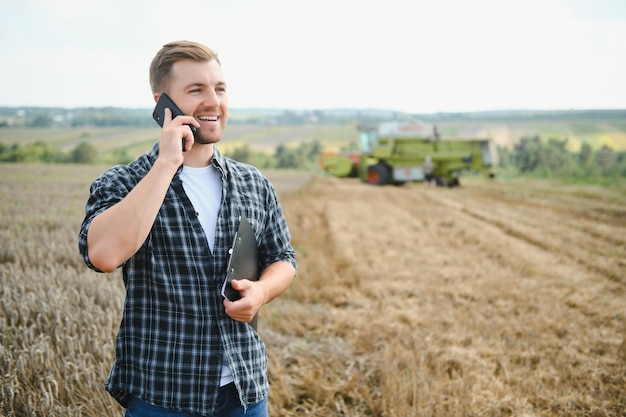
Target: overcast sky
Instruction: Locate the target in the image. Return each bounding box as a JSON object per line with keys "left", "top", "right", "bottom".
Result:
{"left": 1, "top": 0, "right": 625, "bottom": 113}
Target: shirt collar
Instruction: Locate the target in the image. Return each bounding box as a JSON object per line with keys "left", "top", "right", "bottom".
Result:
{"left": 148, "top": 142, "right": 227, "bottom": 178}
{"left": 211, "top": 147, "right": 226, "bottom": 173}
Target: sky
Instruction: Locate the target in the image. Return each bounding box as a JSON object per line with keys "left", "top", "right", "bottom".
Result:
{"left": 1, "top": 0, "right": 625, "bottom": 114}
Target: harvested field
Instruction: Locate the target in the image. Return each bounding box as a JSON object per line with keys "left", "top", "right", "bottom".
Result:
{"left": 0, "top": 163, "right": 624, "bottom": 416}
{"left": 272, "top": 175, "right": 626, "bottom": 416}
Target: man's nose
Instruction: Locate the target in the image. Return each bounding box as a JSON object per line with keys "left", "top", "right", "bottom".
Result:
{"left": 202, "top": 90, "right": 220, "bottom": 108}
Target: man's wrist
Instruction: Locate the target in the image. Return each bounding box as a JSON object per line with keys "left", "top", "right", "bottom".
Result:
{"left": 153, "top": 156, "right": 181, "bottom": 178}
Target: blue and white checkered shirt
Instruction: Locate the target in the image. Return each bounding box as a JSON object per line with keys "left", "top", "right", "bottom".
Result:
{"left": 78, "top": 144, "right": 296, "bottom": 415}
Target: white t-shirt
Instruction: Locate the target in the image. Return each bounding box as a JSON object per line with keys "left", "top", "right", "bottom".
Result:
{"left": 180, "top": 164, "right": 233, "bottom": 386}
{"left": 180, "top": 164, "right": 222, "bottom": 251}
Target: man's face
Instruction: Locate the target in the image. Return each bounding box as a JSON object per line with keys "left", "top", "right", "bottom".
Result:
{"left": 166, "top": 59, "right": 228, "bottom": 145}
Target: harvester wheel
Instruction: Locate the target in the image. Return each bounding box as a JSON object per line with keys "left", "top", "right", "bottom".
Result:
{"left": 367, "top": 163, "right": 391, "bottom": 185}
{"left": 435, "top": 176, "right": 447, "bottom": 187}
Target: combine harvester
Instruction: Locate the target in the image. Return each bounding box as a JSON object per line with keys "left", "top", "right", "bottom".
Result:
{"left": 320, "top": 121, "right": 498, "bottom": 187}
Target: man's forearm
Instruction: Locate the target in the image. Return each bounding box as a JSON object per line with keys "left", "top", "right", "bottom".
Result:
{"left": 258, "top": 261, "right": 296, "bottom": 304}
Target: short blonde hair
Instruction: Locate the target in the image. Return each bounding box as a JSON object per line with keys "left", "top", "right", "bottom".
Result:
{"left": 149, "top": 40, "right": 220, "bottom": 94}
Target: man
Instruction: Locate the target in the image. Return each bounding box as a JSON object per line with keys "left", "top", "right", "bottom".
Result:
{"left": 78, "top": 40, "right": 296, "bottom": 417}
{"left": 423, "top": 155, "right": 436, "bottom": 187}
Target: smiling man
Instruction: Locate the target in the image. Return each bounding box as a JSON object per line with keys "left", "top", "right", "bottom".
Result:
{"left": 78, "top": 40, "right": 296, "bottom": 417}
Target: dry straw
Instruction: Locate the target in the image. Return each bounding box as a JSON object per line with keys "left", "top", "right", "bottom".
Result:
{"left": 1, "top": 165, "right": 625, "bottom": 416}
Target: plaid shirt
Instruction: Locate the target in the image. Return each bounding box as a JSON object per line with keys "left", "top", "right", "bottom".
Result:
{"left": 78, "top": 144, "right": 296, "bottom": 415}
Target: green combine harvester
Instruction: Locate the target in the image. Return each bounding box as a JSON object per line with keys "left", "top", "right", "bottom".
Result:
{"left": 320, "top": 121, "right": 497, "bottom": 186}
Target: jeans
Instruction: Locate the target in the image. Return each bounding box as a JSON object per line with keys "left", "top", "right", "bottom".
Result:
{"left": 124, "top": 383, "right": 268, "bottom": 417}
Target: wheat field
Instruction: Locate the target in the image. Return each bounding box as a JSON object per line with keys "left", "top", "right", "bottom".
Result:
{"left": 1, "top": 163, "right": 625, "bottom": 416}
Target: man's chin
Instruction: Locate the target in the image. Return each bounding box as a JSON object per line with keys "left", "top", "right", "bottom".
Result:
{"left": 194, "top": 136, "right": 221, "bottom": 145}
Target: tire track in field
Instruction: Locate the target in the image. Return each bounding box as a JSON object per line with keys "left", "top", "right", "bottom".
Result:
{"left": 420, "top": 185, "right": 626, "bottom": 286}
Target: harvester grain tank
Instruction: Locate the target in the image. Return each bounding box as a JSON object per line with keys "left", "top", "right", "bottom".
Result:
{"left": 319, "top": 121, "right": 497, "bottom": 186}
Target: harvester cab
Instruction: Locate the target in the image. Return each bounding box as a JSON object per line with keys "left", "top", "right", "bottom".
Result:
{"left": 358, "top": 126, "right": 377, "bottom": 154}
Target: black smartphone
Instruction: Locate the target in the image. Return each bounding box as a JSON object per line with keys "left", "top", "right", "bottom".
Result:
{"left": 152, "top": 93, "right": 197, "bottom": 152}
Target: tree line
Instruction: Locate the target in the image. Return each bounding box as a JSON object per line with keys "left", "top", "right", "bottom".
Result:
{"left": 0, "top": 140, "right": 324, "bottom": 170}
{"left": 498, "top": 135, "right": 626, "bottom": 183}
{"left": 1, "top": 135, "right": 624, "bottom": 184}
{"left": 0, "top": 141, "right": 99, "bottom": 163}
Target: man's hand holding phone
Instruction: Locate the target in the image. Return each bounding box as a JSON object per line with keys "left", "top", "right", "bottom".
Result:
{"left": 152, "top": 93, "right": 200, "bottom": 154}
{"left": 160, "top": 108, "right": 199, "bottom": 158}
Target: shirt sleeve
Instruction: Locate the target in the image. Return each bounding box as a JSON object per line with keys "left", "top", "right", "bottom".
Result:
{"left": 258, "top": 181, "right": 297, "bottom": 273}
{"left": 77, "top": 167, "right": 135, "bottom": 272}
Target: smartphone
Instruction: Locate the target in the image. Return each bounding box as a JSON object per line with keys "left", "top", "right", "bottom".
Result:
{"left": 152, "top": 93, "right": 197, "bottom": 152}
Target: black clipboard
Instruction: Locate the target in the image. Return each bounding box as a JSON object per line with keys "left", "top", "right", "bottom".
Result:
{"left": 221, "top": 215, "right": 259, "bottom": 328}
